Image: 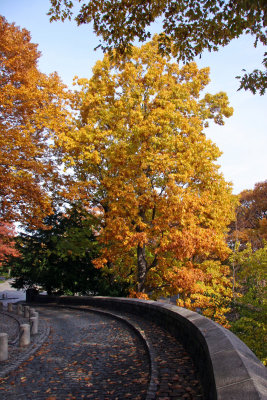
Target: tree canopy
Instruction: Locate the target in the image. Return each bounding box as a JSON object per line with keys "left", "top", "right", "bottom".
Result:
{"left": 0, "top": 16, "right": 71, "bottom": 227}
{"left": 229, "top": 240, "right": 267, "bottom": 364}
{"left": 0, "top": 220, "right": 19, "bottom": 266}
{"left": 1, "top": 13, "right": 265, "bottom": 337}
{"left": 58, "top": 38, "right": 236, "bottom": 323}
{"left": 226, "top": 180, "right": 267, "bottom": 363}
{"left": 228, "top": 180, "right": 267, "bottom": 250}
{"left": 48, "top": 0, "right": 267, "bottom": 94}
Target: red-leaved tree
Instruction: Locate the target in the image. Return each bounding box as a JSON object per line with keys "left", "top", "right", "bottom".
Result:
{"left": 0, "top": 220, "right": 20, "bottom": 266}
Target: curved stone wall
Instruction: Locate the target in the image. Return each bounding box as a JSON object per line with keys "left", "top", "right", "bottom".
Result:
{"left": 31, "top": 294, "right": 267, "bottom": 399}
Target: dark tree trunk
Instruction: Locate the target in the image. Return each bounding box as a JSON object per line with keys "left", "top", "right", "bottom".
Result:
{"left": 137, "top": 243, "right": 147, "bottom": 292}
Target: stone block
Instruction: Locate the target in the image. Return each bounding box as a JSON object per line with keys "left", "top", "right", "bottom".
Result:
{"left": 19, "top": 324, "right": 30, "bottom": 347}
{"left": 0, "top": 333, "right": 8, "bottom": 361}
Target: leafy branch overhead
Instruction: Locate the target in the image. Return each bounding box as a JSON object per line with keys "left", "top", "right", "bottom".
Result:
{"left": 48, "top": 0, "right": 267, "bottom": 94}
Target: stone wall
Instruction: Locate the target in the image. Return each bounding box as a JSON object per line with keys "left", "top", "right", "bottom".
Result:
{"left": 30, "top": 294, "right": 267, "bottom": 400}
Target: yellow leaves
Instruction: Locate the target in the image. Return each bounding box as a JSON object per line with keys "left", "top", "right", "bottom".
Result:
{"left": 172, "top": 259, "right": 233, "bottom": 327}
{"left": 57, "top": 37, "right": 236, "bottom": 302}
{"left": 89, "top": 150, "right": 101, "bottom": 165}
{"left": 200, "top": 92, "right": 234, "bottom": 125}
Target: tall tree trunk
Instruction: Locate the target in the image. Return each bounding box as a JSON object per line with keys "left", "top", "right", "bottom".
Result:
{"left": 137, "top": 243, "right": 147, "bottom": 292}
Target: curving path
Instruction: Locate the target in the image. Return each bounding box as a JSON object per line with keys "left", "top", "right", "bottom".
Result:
{"left": 0, "top": 307, "right": 149, "bottom": 399}
{"left": 0, "top": 306, "right": 204, "bottom": 399}
{"left": 82, "top": 306, "right": 204, "bottom": 400}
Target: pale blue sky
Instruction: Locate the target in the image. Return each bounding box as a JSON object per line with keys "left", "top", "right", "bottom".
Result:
{"left": 1, "top": 0, "right": 266, "bottom": 194}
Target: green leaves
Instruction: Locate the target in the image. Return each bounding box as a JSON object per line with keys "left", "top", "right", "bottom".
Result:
{"left": 231, "top": 316, "right": 266, "bottom": 365}
{"left": 9, "top": 205, "right": 130, "bottom": 296}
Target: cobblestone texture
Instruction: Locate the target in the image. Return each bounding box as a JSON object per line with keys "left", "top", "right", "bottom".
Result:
{"left": 0, "top": 305, "right": 204, "bottom": 399}
{"left": 0, "top": 309, "right": 50, "bottom": 379}
{"left": 0, "top": 307, "right": 150, "bottom": 400}
{"left": 79, "top": 306, "right": 204, "bottom": 400}
{"left": 0, "top": 312, "right": 20, "bottom": 343}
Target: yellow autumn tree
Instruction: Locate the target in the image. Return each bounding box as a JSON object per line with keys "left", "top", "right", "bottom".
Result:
{"left": 60, "top": 37, "right": 236, "bottom": 322}
{"left": 0, "top": 16, "right": 71, "bottom": 227}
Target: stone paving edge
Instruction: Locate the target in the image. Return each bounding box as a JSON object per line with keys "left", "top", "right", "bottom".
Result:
{"left": 31, "top": 295, "right": 267, "bottom": 400}
{"left": 0, "top": 311, "right": 21, "bottom": 345}
{"left": 32, "top": 303, "right": 157, "bottom": 400}
{"left": 0, "top": 308, "right": 50, "bottom": 379}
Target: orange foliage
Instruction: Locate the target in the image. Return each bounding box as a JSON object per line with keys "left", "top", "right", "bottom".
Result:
{"left": 228, "top": 180, "right": 267, "bottom": 250}
{"left": 128, "top": 290, "right": 149, "bottom": 300}
{"left": 173, "top": 261, "right": 232, "bottom": 327}
{"left": 60, "top": 38, "right": 236, "bottom": 324}
{"left": 0, "top": 16, "right": 71, "bottom": 227}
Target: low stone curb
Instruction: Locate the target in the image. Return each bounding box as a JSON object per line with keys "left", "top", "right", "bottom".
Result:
{"left": 67, "top": 305, "right": 159, "bottom": 400}
{"left": 32, "top": 295, "right": 267, "bottom": 400}
{"left": 32, "top": 303, "right": 158, "bottom": 400}
{"left": 0, "top": 309, "right": 50, "bottom": 378}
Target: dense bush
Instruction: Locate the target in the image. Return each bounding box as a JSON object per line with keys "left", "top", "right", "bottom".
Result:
{"left": 231, "top": 315, "right": 266, "bottom": 365}
{"left": 6, "top": 206, "right": 130, "bottom": 297}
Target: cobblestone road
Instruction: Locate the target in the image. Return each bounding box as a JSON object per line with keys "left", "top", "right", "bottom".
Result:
{"left": 0, "top": 307, "right": 150, "bottom": 400}
{"left": 0, "top": 313, "right": 19, "bottom": 342}
{"left": 0, "top": 306, "right": 204, "bottom": 399}
{"left": 80, "top": 307, "right": 204, "bottom": 400}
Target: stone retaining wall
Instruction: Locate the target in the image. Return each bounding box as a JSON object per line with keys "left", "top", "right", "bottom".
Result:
{"left": 30, "top": 294, "right": 267, "bottom": 400}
